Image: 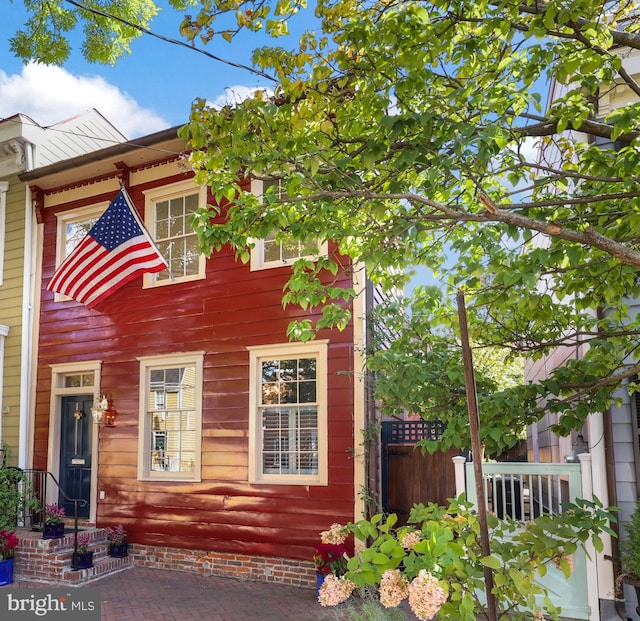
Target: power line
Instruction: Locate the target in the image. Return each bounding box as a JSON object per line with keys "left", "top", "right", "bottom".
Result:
{"left": 0, "top": 115, "right": 186, "bottom": 159}
{"left": 63, "top": 0, "right": 277, "bottom": 83}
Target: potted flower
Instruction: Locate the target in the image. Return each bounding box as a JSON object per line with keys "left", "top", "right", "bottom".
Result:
{"left": 71, "top": 531, "right": 93, "bottom": 570}
{"left": 43, "top": 503, "right": 66, "bottom": 539}
{"left": 0, "top": 529, "right": 18, "bottom": 585}
{"left": 104, "top": 524, "right": 128, "bottom": 558}
{"left": 313, "top": 523, "right": 350, "bottom": 599}
{"left": 313, "top": 542, "right": 349, "bottom": 577}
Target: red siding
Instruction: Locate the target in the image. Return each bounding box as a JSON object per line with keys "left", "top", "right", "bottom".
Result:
{"left": 34, "top": 163, "right": 356, "bottom": 563}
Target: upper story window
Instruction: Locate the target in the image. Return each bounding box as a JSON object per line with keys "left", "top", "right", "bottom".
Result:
{"left": 247, "top": 341, "right": 328, "bottom": 485}
{"left": 143, "top": 180, "right": 206, "bottom": 287}
{"left": 53, "top": 202, "right": 106, "bottom": 301}
{"left": 249, "top": 179, "right": 328, "bottom": 271}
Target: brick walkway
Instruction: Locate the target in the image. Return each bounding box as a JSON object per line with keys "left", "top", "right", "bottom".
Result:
{"left": 6, "top": 566, "right": 420, "bottom": 620}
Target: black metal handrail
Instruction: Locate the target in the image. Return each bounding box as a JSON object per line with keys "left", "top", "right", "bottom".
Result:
{"left": 4, "top": 467, "right": 87, "bottom": 558}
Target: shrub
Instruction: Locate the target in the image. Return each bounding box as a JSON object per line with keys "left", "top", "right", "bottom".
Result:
{"left": 622, "top": 499, "right": 640, "bottom": 578}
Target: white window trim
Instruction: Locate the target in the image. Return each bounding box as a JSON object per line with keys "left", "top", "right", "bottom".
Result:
{"left": 249, "top": 179, "right": 328, "bottom": 271}
{"left": 137, "top": 351, "right": 204, "bottom": 482}
{"left": 247, "top": 340, "right": 328, "bottom": 485}
{"left": 52, "top": 201, "right": 108, "bottom": 302}
{"left": 143, "top": 179, "right": 206, "bottom": 288}
{"left": 0, "top": 181, "right": 8, "bottom": 285}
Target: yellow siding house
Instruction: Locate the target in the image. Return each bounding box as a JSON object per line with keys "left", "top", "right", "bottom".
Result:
{"left": 0, "top": 110, "right": 125, "bottom": 468}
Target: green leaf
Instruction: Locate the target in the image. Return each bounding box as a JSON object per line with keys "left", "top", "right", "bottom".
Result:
{"left": 480, "top": 555, "right": 502, "bottom": 570}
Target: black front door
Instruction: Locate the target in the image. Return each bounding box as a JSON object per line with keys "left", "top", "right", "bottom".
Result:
{"left": 59, "top": 396, "right": 93, "bottom": 519}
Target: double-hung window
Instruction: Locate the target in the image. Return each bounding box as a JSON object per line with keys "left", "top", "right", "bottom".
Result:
{"left": 52, "top": 202, "right": 106, "bottom": 301}
{"left": 144, "top": 180, "right": 206, "bottom": 286}
{"left": 248, "top": 341, "right": 328, "bottom": 485}
{"left": 249, "top": 179, "right": 328, "bottom": 270}
{"left": 138, "top": 352, "right": 204, "bottom": 481}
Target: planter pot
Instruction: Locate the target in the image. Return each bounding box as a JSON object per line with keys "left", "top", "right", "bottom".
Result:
{"left": 71, "top": 551, "right": 93, "bottom": 570}
{"left": 316, "top": 572, "right": 325, "bottom": 600}
{"left": 0, "top": 558, "right": 14, "bottom": 586}
{"left": 109, "top": 543, "right": 129, "bottom": 558}
{"left": 43, "top": 523, "right": 65, "bottom": 539}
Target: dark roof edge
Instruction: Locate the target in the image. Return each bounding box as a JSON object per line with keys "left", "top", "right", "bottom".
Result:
{"left": 20, "top": 125, "right": 183, "bottom": 182}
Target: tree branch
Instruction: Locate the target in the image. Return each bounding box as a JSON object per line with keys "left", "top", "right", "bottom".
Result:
{"left": 62, "top": 0, "right": 277, "bottom": 82}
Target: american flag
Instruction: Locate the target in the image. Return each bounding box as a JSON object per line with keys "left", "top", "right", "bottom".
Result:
{"left": 47, "top": 189, "right": 168, "bottom": 309}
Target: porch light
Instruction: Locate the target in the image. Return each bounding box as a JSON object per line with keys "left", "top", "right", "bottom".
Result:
{"left": 91, "top": 394, "right": 118, "bottom": 426}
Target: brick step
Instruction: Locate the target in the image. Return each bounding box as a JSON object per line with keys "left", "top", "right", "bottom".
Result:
{"left": 61, "top": 553, "right": 133, "bottom": 586}
{"left": 12, "top": 527, "right": 133, "bottom": 585}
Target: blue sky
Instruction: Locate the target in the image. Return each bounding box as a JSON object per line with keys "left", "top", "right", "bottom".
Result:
{"left": 1, "top": 2, "right": 295, "bottom": 137}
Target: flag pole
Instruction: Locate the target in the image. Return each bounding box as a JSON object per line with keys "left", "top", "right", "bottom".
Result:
{"left": 119, "top": 183, "right": 175, "bottom": 282}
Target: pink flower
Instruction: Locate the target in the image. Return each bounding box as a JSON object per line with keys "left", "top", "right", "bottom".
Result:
{"left": 379, "top": 569, "right": 409, "bottom": 608}
{"left": 105, "top": 524, "right": 127, "bottom": 546}
{"left": 318, "top": 574, "right": 356, "bottom": 606}
{"left": 407, "top": 570, "right": 448, "bottom": 620}
{"left": 44, "top": 503, "right": 65, "bottom": 524}
{"left": 76, "top": 532, "right": 91, "bottom": 553}
{"left": 400, "top": 530, "right": 421, "bottom": 550}
{"left": 320, "top": 523, "right": 347, "bottom": 545}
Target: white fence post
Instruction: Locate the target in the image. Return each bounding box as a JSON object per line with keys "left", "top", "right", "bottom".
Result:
{"left": 578, "top": 453, "right": 599, "bottom": 621}
{"left": 453, "top": 455, "right": 466, "bottom": 497}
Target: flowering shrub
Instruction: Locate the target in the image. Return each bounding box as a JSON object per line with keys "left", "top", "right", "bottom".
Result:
{"left": 379, "top": 569, "right": 409, "bottom": 608}
{"left": 317, "top": 574, "right": 356, "bottom": 606}
{"left": 0, "top": 529, "right": 18, "bottom": 560}
{"left": 407, "top": 570, "right": 448, "bottom": 620}
{"left": 104, "top": 524, "right": 127, "bottom": 546}
{"left": 76, "top": 532, "right": 91, "bottom": 554}
{"left": 44, "top": 504, "right": 65, "bottom": 525}
{"left": 323, "top": 495, "right": 616, "bottom": 621}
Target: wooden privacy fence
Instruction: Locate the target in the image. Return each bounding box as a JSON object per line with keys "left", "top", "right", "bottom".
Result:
{"left": 453, "top": 454, "right": 598, "bottom": 621}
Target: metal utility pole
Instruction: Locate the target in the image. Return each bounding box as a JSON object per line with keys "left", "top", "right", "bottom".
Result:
{"left": 456, "top": 289, "right": 498, "bottom": 621}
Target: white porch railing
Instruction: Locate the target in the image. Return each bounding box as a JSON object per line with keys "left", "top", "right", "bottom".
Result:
{"left": 453, "top": 454, "right": 597, "bottom": 621}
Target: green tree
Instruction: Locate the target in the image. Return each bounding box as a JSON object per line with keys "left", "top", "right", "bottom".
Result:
{"left": 177, "top": 0, "right": 640, "bottom": 449}
{"left": 11, "top": 0, "right": 640, "bottom": 450}
{"left": 10, "top": 0, "right": 164, "bottom": 65}
{"left": 368, "top": 288, "right": 525, "bottom": 456}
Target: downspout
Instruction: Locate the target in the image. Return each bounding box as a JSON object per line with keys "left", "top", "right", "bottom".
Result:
{"left": 0, "top": 324, "right": 9, "bottom": 449}
{"left": 0, "top": 181, "right": 9, "bottom": 451}
{"left": 364, "top": 278, "right": 379, "bottom": 519}
{"left": 352, "top": 262, "right": 368, "bottom": 522}
{"left": 604, "top": 403, "right": 626, "bottom": 620}
{"left": 18, "top": 142, "right": 35, "bottom": 469}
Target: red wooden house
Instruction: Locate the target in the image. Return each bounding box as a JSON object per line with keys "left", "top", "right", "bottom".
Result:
{"left": 20, "top": 126, "right": 369, "bottom": 586}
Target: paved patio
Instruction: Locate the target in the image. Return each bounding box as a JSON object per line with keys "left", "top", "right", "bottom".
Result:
{"left": 6, "top": 566, "right": 421, "bottom": 620}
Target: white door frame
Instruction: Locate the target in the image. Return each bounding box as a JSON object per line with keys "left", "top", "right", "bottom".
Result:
{"left": 48, "top": 361, "right": 102, "bottom": 523}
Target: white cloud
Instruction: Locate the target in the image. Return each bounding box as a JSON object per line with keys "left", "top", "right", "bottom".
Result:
{"left": 0, "top": 63, "right": 169, "bottom": 138}
{"left": 209, "top": 85, "right": 274, "bottom": 109}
